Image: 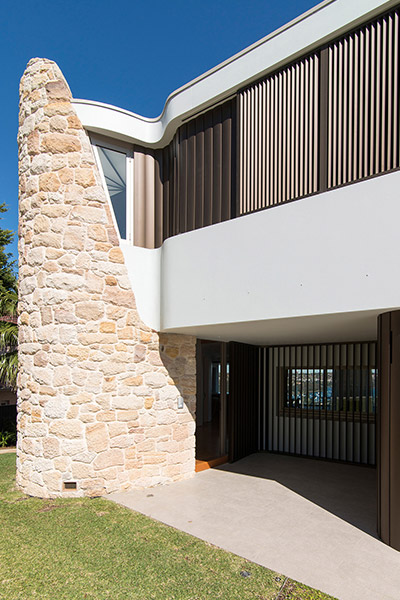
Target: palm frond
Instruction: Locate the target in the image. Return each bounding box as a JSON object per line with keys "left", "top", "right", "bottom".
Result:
{"left": 0, "top": 290, "right": 17, "bottom": 318}
{"left": 0, "top": 321, "right": 18, "bottom": 350}
{"left": 0, "top": 350, "right": 18, "bottom": 390}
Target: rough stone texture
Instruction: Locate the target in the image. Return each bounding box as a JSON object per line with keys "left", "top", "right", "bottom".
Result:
{"left": 17, "top": 58, "right": 196, "bottom": 498}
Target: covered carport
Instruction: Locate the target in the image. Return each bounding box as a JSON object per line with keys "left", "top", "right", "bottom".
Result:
{"left": 109, "top": 452, "right": 400, "bottom": 600}
{"left": 109, "top": 311, "right": 400, "bottom": 600}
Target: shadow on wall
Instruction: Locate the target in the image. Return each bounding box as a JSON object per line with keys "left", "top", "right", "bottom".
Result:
{"left": 218, "top": 452, "right": 378, "bottom": 539}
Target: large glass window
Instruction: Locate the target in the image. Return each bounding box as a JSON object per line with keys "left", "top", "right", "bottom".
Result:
{"left": 97, "top": 146, "right": 127, "bottom": 239}
{"left": 283, "top": 367, "right": 377, "bottom": 416}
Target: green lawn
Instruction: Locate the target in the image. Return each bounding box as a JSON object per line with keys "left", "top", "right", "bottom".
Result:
{"left": 0, "top": 453, "right": 335, "bottom": 600}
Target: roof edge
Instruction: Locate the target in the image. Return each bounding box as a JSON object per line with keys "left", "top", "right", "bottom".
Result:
{"left": 73, "top": 0, "right": 399, "bottom": 148}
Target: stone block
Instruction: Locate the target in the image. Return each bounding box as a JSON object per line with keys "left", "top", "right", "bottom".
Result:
{"left": 50, "top": 115, "right": 68, "bottom": 132}
{"left": 53, "top": 366, "right": 71, "bottom": 386}
{"left": 157, "top": 410, "right": 178, "bottom": 426}
{"left": 75, "top": 168, "right": 95, "bottom": 188}
{"left": 67, "top": 115, "right": 81, "bottom": 129}
{"left": 123, "top": 375, "right": 143, "bottom": 387}
{"left": 61, "top": 439, "right": 86, "bottom": 456}
{"left": 63, "top": 228, "right": 84, "bottom": 250}
{"left": 116, "top": 409, "right": 138, "bottom": 422}
{"left": 45, "top": 80, "right": 71, "bottom": 101}
{"left": 38, "top": 172, "right": 61, "bottom": 192}
{"left": 25, "top": 423, "right": 48, "bottom": 438}
{"left": 100, "top": 321, "right": 116, "bottom": 333}
{"left": 109, "top": 434, "right": 134, "bottom": 449}
{"left": 96, "top": 410, "right": 115, "bottom": 422}
{"left": 41, "top": 133, "right": 81, "bottom": 154}
{"left": 107, "top": 423, "right": 128, "bottom": 439}
{"left": 42, "top": 437, "right": 61, "bottom": 459}
{"left": 144, "top": 372, "right": 167, "bottom": 389}
{"left": 105, "top": 275, "right": 117, "bottom": 286}
{"left": 93, "top": 449, "right": 124, "bottom": 470}
{"left": 85, "top": 273, "right": 104, "bottom": 294}
{"left": 85, "top": 423, "right": 108, "bottom": 453}
{"left": 108, "top": 247, "right": 124, "bottom": 263}
{"left": 70, "top": 205, "right": 104, "bottom": 224}
{"left": 144, "top": 397, "right": 154, "bottom": 410}
{"left": 33, "top": 350, "right": 48, "bottom": 367}
{"left": 42, "top": 471, "right": 62, "bottom": 492}
{"left": 44, "top": 398, "right": 69, "bottom": 419}
{"left": 33, "top": 458, "right": 53, "bottom": 473}
{"left": 75, "top": 301, "right": 104, "bottom": 321}
{"left": 133, "top": 344, "right": 146, "bottom": 363}
{"left": 71, "top": 462, "right": 92, "bottom": 479}
{"left": 49, "top": 419, "right": 83, "bottom": 438}
{"left": 33, "top": 214, "right": 50, "bottom": 233}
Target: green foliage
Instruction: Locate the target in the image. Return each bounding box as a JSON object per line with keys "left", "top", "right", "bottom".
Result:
{"left": 0, "top": 418, "right": 16, "bottom": 448}
{"left": 0, "top": 203, "right": 17, "bottom": 295}
{"left": 0, "top": 289, "right": 18, "bottom": 318}
{"left": 0, "top": 289, "right": 18, "bottom": 390}
{"left": 0, "top": 428, "right": 16, "bottom": 448}
{"left": 0, "top": 204, "right": 18, "bottom": 390}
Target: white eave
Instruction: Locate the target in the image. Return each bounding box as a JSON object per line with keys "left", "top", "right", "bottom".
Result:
{"left": 72, "top": 0, "right": 398, "bottom": 148}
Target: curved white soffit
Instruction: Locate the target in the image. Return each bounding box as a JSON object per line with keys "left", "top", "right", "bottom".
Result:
{"left": 72, "top": 0, "right": 397, "bottom": 148}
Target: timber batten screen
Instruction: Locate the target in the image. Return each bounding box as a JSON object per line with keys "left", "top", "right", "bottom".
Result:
{"left": 97, "top": 5, "right": 400, "bottom": 248}
{"left": 237, "top": 5, "right": 400, "bottom": 213}
{"left": 327, "top": 8, "right": 400, "bottom": 187}
{"left": 132, "top": 99, "right": 236, "bottom": 248}
{"left": 238, "top": 52, "right": 320, "bottom": 213}
{"left": 262, "top": 342, "right": 377, "bottom": 466}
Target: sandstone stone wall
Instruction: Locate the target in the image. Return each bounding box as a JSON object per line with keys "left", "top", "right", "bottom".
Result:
{"left": 17, "top": 58, "right": 196, "bottom": 497}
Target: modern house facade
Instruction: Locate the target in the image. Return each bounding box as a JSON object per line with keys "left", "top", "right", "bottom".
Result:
{"left": 17, "top": 0, "right": 400, "bottom": 551}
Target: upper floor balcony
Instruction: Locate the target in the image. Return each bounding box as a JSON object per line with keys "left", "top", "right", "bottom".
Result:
{"left": 73, "top": 0, "right": 400, "bottom": 345}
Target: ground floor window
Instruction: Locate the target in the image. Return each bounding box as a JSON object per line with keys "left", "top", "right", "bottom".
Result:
{"left": 283, "top": 367, "right": 377, "bottom": 418}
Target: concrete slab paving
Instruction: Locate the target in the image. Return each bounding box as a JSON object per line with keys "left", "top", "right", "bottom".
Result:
{"left": 108, "top": 453, "right": 400, "bottom": 600}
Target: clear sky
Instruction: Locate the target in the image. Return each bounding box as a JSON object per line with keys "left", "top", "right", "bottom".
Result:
{"left": 1, "top": 0, "right": 320, "bottom": 269}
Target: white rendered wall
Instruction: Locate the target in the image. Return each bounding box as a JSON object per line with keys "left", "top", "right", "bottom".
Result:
{"left": 122, "top": 171, "right": 400, "bottom": 343}
{"left": 158, "top": 171, "right": 400, "bottom": 339}
{"left": 120, "top": 242, "right": 161, "bottom": 331}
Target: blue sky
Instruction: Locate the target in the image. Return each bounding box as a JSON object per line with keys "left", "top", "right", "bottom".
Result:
{"left": 1, "top": 0, "right": 320, "bottom": 269}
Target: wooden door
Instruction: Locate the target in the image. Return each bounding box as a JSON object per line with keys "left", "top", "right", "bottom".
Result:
{"left": 228, "top": 342, "right": 260, "bottom": 462}
{"left": 378, "top": 311, "right": 400, "bottom": 551}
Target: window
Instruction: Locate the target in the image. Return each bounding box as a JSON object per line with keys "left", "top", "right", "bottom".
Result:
{"left": 283, "top": 367, "right": 377, "bottom": 417}
{"left": 211, "top": 362, "right": 221, "bottom": 395}
{"left": 97, "top": 146, "right": 127, "bottom": 239}
{"left": 91, "top": 136, "right": 133, "bottom": 242}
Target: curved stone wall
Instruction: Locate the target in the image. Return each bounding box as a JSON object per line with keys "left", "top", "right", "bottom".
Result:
{"left": 17, "top": 58, "right": 196, "bottom": 497}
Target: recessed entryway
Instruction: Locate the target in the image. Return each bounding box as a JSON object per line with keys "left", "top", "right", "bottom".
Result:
{"left": 195, "top": 340, "right": 228, "bottom": 469}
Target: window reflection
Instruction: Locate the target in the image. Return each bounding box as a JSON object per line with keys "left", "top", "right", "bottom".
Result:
{"left": 97, "top": 146, "right": 127, "bottom": 239}
{"left": 284, "top": 367, "right": 377, "bottom": 415}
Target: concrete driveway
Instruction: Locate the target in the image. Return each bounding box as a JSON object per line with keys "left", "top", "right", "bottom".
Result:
{"left": 108, "top": 453, "right": 400, "bottom": 600}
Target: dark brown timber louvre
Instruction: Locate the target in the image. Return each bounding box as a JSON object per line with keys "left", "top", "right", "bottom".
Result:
{"left": 229, "top": 341, "right": 260, "bottom": 462}
{"left": 131, "top": 5, "right": 400, "bottom": 247}
{"left": 238, "top": 5, "right": 400, "bottom": 213}
{"left": 132, "top": 99, "right": 236, "bottom": 248}
{"left": 326, "top": 9, "right": 400, "bottom": 187}
{"left": 378, "top": 312, "right": 400, "bottom": 552}
{"left": 261, "top": 342, "right": 377, "bottom": 466}
{"left": 238, "top": 52, "right": 320, "bottom": 212}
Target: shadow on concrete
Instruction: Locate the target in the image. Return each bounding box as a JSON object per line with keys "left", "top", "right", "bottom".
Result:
{"left": 217, "top": 452, "right": 378, "bottom": 538}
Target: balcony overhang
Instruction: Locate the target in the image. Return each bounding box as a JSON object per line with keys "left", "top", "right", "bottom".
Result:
{"left": 122, "top": 170, "right": 400, "bottom": 345}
